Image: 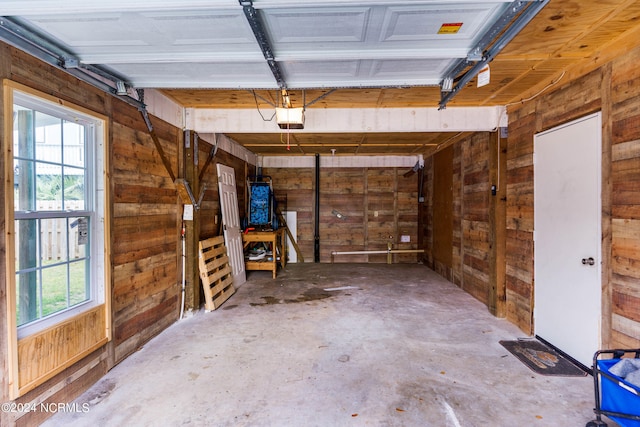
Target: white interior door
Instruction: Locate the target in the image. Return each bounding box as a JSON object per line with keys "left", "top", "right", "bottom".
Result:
{"left": 534, "top": 112, "right": 602, "bottom": 367}
{"left": 217, "top": 164, "right": 246, "bottom": 287}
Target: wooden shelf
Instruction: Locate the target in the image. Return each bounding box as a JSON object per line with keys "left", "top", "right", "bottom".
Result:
{"left": 243, "top": 229, "right": 286, "bottom": 278}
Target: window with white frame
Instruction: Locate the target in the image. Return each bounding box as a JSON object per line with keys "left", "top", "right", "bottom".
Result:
{"left": 11, "top": 89, "right": 106, "bottom": 338}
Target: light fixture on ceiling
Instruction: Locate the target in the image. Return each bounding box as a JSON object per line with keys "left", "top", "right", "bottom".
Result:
{"left": 275, "top": 107, "right": 304, "bottom": 129}
{"left": 275, "top": 89, "right": 304, "bottom": 129}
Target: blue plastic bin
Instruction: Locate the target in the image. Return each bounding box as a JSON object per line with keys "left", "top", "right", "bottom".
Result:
{"left": 594, "top": 357, "right": 640, "bottom": 427}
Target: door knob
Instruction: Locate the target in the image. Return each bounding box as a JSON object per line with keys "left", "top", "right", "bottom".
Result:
{"left": 581, "top": 257, "right": 595, "bottom": 266}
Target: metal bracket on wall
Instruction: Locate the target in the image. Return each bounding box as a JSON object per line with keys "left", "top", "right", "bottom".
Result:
{"left": 199, "top": 134, "right": 220, "bottom": 181}
{"left": 175, "top": 179, "right": 206, "bottom": 210}
{"left": 140, "top": 108, "right": 176, "bottom": 181}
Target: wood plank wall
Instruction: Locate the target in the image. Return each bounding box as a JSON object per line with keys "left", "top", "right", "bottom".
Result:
{"left": 266, "top": 167, "right": 316, "bottom": 258}
{"left": 264, "top": 166, "right": 419, "bottom": 263}
{"left": 422, "top": 45, "right": 640, "bottom": 347}
{"left": 321, "top": 168, "right": 366, "bottom": 261}
{"left": 461, "top": 133, "right": 491, "bottom": 306}
{"left": 610, "top": 49, "right": 640, "bottom": 348}
{"left": 395, "top": 168, "right": 420, "bottom": 263}
{"left": 419, "top": 156, "right": 434, "bottom": 267}
{"left": 504, "top": 100, "right": 537, "bottom": 333}
{"left": 431, "top": 147, "right": 454, "bottom": 280}
{"left": 508, "top": 69, "right": 605, "bottom": 335}
{"left": 111, "top": 101, "right": 181, "bottom": 362}
{"left": 451, "top": 143, "right": 463, "bottom": 286}
{"left": 421, "top": 134, "right": 493, "bottom": 307}
{"left": 504, "top": 46, "right": 640, "bottom": 346}
{"left": 0, "top": 42, "right": 252, "bottom": 426}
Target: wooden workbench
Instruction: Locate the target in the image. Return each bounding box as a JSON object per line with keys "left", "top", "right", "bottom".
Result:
{"left": 242, "top": 229, "right": 286, "bottom": 278}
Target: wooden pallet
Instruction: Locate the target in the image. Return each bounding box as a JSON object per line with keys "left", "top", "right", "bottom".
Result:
{"left": 198, "top": 236, "right": 235, "bottom": 311}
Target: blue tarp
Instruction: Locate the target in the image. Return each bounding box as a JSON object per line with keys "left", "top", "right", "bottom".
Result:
{"left": 249, "top": 183, "right": 271, "bottom": 226}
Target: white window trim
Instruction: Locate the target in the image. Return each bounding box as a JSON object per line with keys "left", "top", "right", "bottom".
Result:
{"left": 12, "top": 91, "right": 106, "bottom": 338}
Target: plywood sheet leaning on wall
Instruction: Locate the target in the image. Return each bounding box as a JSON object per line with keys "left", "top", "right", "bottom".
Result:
{"left": 198, "top": 236, "right": 235, "bottom": 311}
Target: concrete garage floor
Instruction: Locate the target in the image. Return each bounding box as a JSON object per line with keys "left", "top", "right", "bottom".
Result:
{"left": 43, "top": 263, "right": 596, "bottom": 427}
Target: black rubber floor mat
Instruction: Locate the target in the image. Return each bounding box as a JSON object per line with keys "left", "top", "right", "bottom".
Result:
{"left": 499, "top": 339, "right": 587, "bottom": 376}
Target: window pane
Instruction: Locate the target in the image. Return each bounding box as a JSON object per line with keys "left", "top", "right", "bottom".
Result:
{"left": 40, "top": 217, "right": 69, "bottom": 264}
{"left": 15, "top": 216, "right": 91, "bottom": 325}
{"left": 16, "top": 270, "right": 40, "bottom": 326}
{"left": 69, "top": 259, "right": 89, "bottom": 306}
{"left": 35, "top": 111, "right": 61, "bottom": 163}
{"left": 15, "top": 219, "right": 38, "bottom": 271}
{"left": 14, "top": 109, "right": 35, "bottom": 161}
{"left": 63, "top": 121, "right": 85, "bottom": 168}
{"left": 15, "top": 218, "right": 40, "bottom": 326}
{"left": 36, "top": 165, "right": 62, "bottom": 209}
{"left": 64, "top": 167, "right": 85, "bottom": 210}
{"left": 41, "top": 264, "right": 68, "bottom": 317}
{"left": 14, "top": 158, "right": 36, "bottom": 212}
